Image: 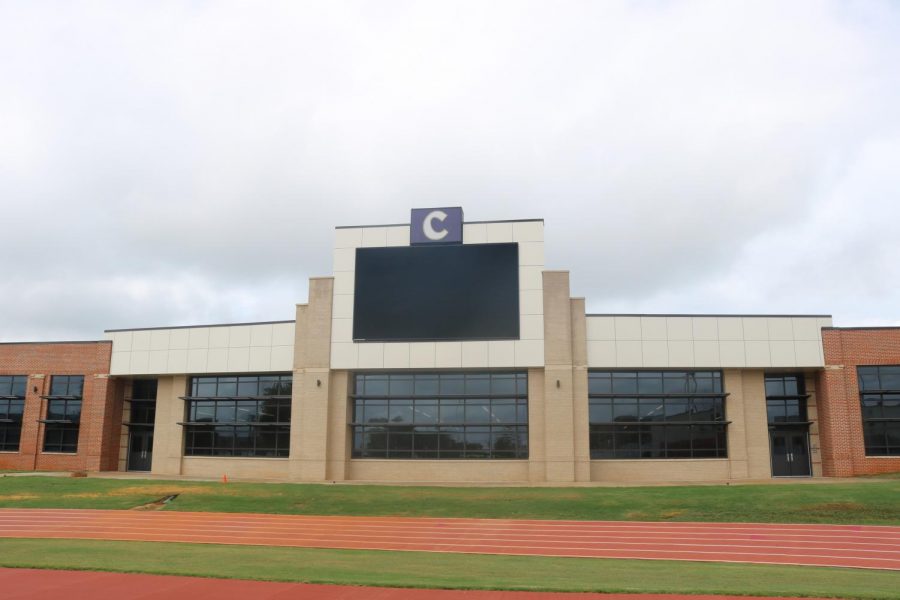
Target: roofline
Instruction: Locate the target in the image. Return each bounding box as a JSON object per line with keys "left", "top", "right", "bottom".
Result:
{"left": 104, "top": 320, "right": 295, "bottom": 333}
{"left": 585, "top": 313, "right": 833, "bottom": 319}
{"left": 824, "top": 326, "right": 900, "bottom": 331}
{"left": 0, "top": 340, "right": 111, "bottom": 346}
{"left": 335, "top": 218, "right": 544, "bottom": 230}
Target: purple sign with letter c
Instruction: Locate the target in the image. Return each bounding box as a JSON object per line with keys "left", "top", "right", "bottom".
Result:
{"left": 410, "top": 207, "right": 463, "bottom": 245}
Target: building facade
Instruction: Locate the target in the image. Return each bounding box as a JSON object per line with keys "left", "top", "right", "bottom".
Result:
{"left": 1, "top": 210, "right": 898, "bottom": 482}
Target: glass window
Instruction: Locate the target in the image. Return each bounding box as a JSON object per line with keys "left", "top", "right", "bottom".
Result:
{"left": 43, "top": 376, "right": 84, "bottom": 453}
{"left": 588, "top": 371, "right": 727, "bottom": 459}
{"left": 184, "top": 375, "right": 292, "bottom": 457}
{"left": 0, "top": 376, "right": 26, "bottom": 452}
{"left": 351, "top": 372, "right": 528, "bottom": 459}
{"left": 857, "top": 366, "right": 900, "bottom": 456}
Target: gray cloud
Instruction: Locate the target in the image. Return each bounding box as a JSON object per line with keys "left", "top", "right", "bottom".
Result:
{"left": 1, "top": 0, "right": 898, "bottom": 340}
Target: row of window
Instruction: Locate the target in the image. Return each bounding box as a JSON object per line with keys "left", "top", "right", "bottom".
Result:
{"left": 2, "top": 369, "right": 898, "bottom": 459}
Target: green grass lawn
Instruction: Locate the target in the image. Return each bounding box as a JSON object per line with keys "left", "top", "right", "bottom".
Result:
{"left": 2, "top": 475, "right": 900, "bottom": 524}
{"left": 0, "top": 539, "right": 897, "bottom": 599}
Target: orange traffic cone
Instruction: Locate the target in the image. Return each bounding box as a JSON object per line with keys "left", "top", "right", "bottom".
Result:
{"left": 222, "top": 473, "right": 228, "bottom": 484}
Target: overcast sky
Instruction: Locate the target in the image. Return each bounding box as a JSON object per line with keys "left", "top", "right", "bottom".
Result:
{"left": 1, "top": 1, "right": 899, "bottom": 342}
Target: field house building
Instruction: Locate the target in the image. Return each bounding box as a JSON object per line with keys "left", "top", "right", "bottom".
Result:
{"left": 1, "top": 208, "right": 899, "bottom": 483}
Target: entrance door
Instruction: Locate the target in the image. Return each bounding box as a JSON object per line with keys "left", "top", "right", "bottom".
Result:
{"left": 770, "top": 429, "right": 811, "bottom": 477}
{"left": 127, "top": 429, "right": 154, "bottom": 472}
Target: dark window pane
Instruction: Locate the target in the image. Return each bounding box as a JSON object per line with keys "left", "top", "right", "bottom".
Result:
{"left": 858, "top": 367, "right": 879, "bottom": 391}
{"left": 238, "top": 378, "right": 259, "bottom": 396}
{"left": 364, "top": 400, "right": 388, "bottom": 423}
{"left": 440, "top": 400, "right": 465, "bottom": 424}
{"left": 589, "top": 402, "right": 612, "bottom": 423}
{"left": 490, "top": 401, "right": 517, "bottom": 423}
{"left": 414, "top": 375, "right": 439, "bottom": 396}
{"left": 665, "top": 399, "right": 690, "bottom": 421}
{"left": 491, "top": 374, "right": 517, "bottom": 395}
{"left": 765, "top": 379, "right": 784, "bottom": 397}
{"left": 389, "top": 400, "right": 413, "bottom": 424}
{"left": 637, "top": 373, "right": 663, "bottom": 394}
{"left": 414, "top": 400, "right": 438, "bottom": 424}
{"left": 612, "top": 373, "right": 638, "bottom": 394}
{"left": 465, "top": 374, "right": 490, "bottom": 395}
{"left": 880, "top": 367, "right": 900, "bottom": 390}
{"left": 612, "top": 400, "right": 638, "bottom": 421}
{"left": 588, "top": 374, "right": 612, "bottom": 395}
{"left": 390, "top": 375, "right": 414, "bottom": 396}
{"left": 883, "top": 397, "right": 900, "bottom": 419}
{"left": 364, "top": 376, "right": 389, "bottom": 396}
{"left": 639, "top": 399, "right": 664, "bottom": 421}
{"left": 439, "top": 374, "right": 465, "bottom": 395}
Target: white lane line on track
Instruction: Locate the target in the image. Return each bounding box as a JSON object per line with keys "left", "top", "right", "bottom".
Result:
{"left": 2, "top": 530, "right": 899, "bottom": 565}
{"left": 1, "top": 524, "right": 899, "bottom": 554}
{"left": 2, "top": 510, "right": 896, "bottom": 532}
{"left": 0, "top": 518, "right": 896, "bottom": 544}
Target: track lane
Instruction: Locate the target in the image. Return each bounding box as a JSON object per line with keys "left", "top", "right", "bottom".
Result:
{"left": 0, "top": 568, "right": 838, "bottom": 600}
{"left": 1, "top": 509, "right": 897, "bottom": 571}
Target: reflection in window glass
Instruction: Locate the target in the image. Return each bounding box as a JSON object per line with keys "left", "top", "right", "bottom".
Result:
{"left": 588, "top": 371, "right": 727, "bottom": 459}
{"left": 185, "top": 374, "right": 292, "bottom": 457}
{"left": 351, "top": 372, "right": 528, "bottom": 459}
{"left": 858, "top": 366, "right": 900, "bottom": 456}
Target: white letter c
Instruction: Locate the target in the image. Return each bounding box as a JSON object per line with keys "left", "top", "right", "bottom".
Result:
{"left": 423, "top": 210, "right": 449, "bottom": 241}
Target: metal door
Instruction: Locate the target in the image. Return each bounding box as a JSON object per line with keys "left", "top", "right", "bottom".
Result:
{"left": 127, "top": 429, "right": 153, "bottom": 471}
{"left": 770, "top": 430, "right": 811, "bottom": 477}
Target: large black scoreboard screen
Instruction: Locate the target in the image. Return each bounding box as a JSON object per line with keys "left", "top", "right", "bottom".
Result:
{"left": 352, "top": 243, "right": 519, "bottom": 342}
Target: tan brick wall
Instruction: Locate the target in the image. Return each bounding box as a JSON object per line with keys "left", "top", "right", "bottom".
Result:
{"left": 0, "top": 342, "right": 119, "bottom": 472}
{"left": 348, "top": 460, "right": 530, "bottom": 482}
{"left": 819, "top": 328, "right": 900, "bottom": 476}
{"left": 182, "top": 457, "right": 289, "bottom": 479}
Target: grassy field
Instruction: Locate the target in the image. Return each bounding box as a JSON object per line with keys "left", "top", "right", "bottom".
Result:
{"left": 2, "top": 475, "right": 900, "bottom": 524}
{"left": 0, "top": 539, "right": 897, "bottom": 599}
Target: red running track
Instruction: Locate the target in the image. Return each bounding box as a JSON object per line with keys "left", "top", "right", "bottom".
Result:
{"left": 0, "top": 509, "right": 899, "bottom": 571}
{"left": 0, "top": 568, "right": 835, "bottom": 600}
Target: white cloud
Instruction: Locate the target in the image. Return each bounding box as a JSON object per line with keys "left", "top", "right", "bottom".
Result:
{"left": 0, "top": 0, "right": 898, "bottom": 340}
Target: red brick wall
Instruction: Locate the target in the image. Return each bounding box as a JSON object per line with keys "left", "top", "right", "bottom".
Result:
{"left": 819, "top": 328, "right": 900, "bottom": 476}
{"left": 0, "top": 342, "right": 121, "bottom": 472}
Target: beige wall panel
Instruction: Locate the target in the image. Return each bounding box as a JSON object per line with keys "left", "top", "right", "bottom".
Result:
{"left": 585, "top": 316, "right": 827, "bottom": 369}
{"left": 591, "top": 460, "right": 731, "bottom": 482}
{"left": 291, "top": 278, "right": 335, "bottom": 482}
{"left": 348, "top": 460, "right": 530, "bottom": 483}
{"left": 805, "top": 372, "right": 823, "bottom": 477}
{"left": 181, "top": 458, "right": 290, "bottom": 480}
{"left": 542, "top": 272, "right": 575, "bottom": 482}
{"left": 724, "top": 370, "right": 749, "bottom": 479}
{"left": 527, "top": 368, "right": 546, "bottom": 482}
{"left": 150, "top": 375, "right": 186, "bottom": 476}
{"left": 326, "top": 370, "right": 350, "bottom": 481}
{"left": 741, "top": 370, "right": 772, "bottom": 478}
{"left": 571, "top": 298, "right": 590, "bottom": 482}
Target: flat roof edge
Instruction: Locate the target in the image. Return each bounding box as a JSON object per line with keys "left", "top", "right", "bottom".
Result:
{"left": 105, "top": 320, "right": 296, "bottom": 333}
{"left": 335, "top": 218, "right": 544, "bottom": 230}
{"left": 824, "top": 326, "right": 900, "bottom": 330}
{"left": 0, "top": 340, "right": 111, "bottom": 346}
{"left": 586, "top": 313, "right": 833, "bottom": 318}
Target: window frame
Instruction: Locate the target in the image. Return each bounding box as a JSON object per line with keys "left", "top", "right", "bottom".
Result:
{"left": 181, "top": 374, "right": 292, "bottom": 458}
{"left": 350, "top": 371, "right": 529, "bottom": 460}
{"left": 588, "top": 370, "right": 729, "bottom": 460}
{"left": 0, "top": 375, "right": 27, "bottom": 452}
{"left": 41, "top": 375, "right": 85, "bottom": 454}
{"left": 857, "top": 366, "right": 900, "bottom": 457}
